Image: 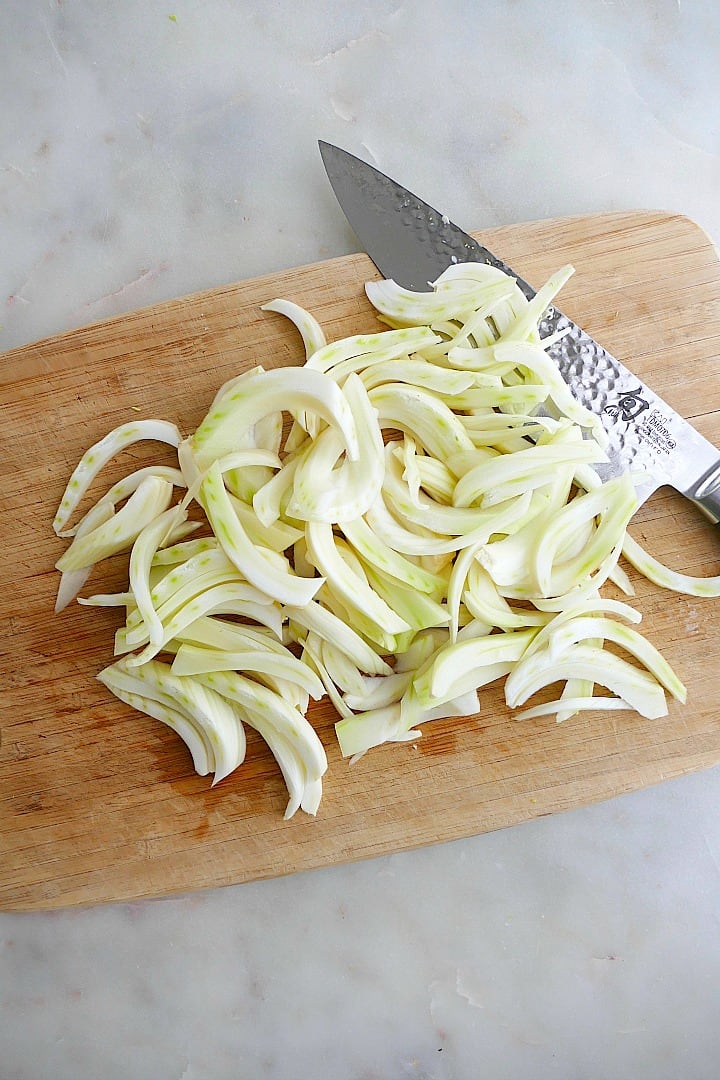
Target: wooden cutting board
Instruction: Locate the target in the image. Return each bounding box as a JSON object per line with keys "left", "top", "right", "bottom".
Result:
{"left": 3, "top": 210, "right": 720, "bottom": 912}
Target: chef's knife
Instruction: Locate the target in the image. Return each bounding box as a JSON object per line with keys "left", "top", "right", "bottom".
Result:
{"left": 319, "top": 140, "right": 720, "bottom": 523}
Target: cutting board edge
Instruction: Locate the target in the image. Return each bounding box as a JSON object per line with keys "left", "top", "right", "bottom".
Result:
{"left": 0, "top": 207, "right": 704, "bottom": 376}
{"left": 4, "top": 749, "right": 716, "bottom": 914}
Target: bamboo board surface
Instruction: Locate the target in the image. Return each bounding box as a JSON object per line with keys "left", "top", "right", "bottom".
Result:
{"left": 2, "top": 210, "right": 720, "bottom": 912}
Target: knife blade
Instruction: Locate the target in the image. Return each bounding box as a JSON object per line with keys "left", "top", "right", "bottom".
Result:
{"left": 319, "top": 140, "right": 720, "bottom": 523}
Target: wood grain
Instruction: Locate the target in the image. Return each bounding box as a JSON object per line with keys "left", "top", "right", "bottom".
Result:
{"left": 2, "top": 210, "right": 720, "bottom": 912}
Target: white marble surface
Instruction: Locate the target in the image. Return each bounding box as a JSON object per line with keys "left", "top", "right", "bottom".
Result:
{"left": 2, "top": 2, "right": 720, "bottom": 1077}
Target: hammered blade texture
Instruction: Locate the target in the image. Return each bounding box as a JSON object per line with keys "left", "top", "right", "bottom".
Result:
{"left": 538, "top": 307, "right": 669, "bottom": 487}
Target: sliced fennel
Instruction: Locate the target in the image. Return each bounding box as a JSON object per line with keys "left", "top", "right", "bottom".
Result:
{"left": 56, "top": 477, "right": 174, "bottom": 573}
{"left": 54, "top": 496, "right": 116, "bottom": 613}
{"left": 53, "top": 260, "right": 697, "bottom": 819}
{"left": 260, "top": 298, "right": 327, "bottom": 360}
{"left": 622, "top": 532, "right": 720, "bottom": 597}
{"left": 53, "top": 419, "right": 181, "bottom": 535}
{"left": 97, "top": 657, "right": 247, "bottom": 784}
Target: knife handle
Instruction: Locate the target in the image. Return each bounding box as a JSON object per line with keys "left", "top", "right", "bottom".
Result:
{"left": 685, "top": 460, "right": 720, "bottom": 524}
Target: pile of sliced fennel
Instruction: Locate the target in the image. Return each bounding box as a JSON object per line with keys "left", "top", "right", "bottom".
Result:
{"left": 53, "top": 260, "right": 709, "bottom": 819}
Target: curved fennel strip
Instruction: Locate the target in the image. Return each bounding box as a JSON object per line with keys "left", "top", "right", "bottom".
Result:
{"left": 122, "top": 571, "right": 264, "bottom": 647}
{"left": 252, "top": 447, "right": 307, "bottom": 527}
{"left": 171, "top": 643, "right": 325, "bottom": 700}
{"left": 305, "top": 520, "right": 412, "bottom": 638}
{"left": 220, "top": 429, "right": 284, "bottom": 505}
{"left": 300, "top": 632, "right": 355, "bottom": 720}
{"left": 365, "top": 485, "right": 533, "bottom": 557}
{"left": 98, "top": 679, "right": 213, "bottom": 776}
{"left": 261, "top": 298, "right": 327, "bottom": 359}
{"left": 307, "top": 331, "right": 444, "bottom": 393}
{"left": 413, "top": 629, "right": 538, "bottom": 705}
{"left": 67, "top": 529, "right": 207, "bottom": 614}
{"left": 365, "top": 279, "right": 498, "bottom": 326}
{"left": 338, "top": 515, "right": 446, "bottom": 596}
{"left": 462, "top": 564, "right": 551, "bottom": 631}
{"left": 452, "top": 436, "right": 605, "bottom": 509}
{"left": 129, "top": 505, "right": 189, "bottom": 648}
{"left": 622, "top": 533, "right": 720, "bottom": 597}
{"left": 493, "top": 341, "right": 605, "bottom": 440}
{"left": 151, "top": 536, "right": 219, "bottom": 566}
{"left": 358, "top": 358, "right": 474, "bottom": 396}
{"left": 54, "top": 497, "right": 116, "bottom": 613}
{"left": 118, "top": 582, "right": 280, "bottom": 661}
{"left": 475, "top": 473, "right": 637, "bottom": 601}
{"left": 200, "top": 459, "right": 322, "bottom": 608}
{"left": 190, "top": 365, "right": 360, "bottom": 468}
{"left": 98, "top": 657, "right": 246, "bottom": 784}
{"left": 369, "top": 383, "right": 476, "bottom": 461}
{"left": 56, "top": 477, "right": 174, "bottom": 573}
{"left": 65, "top": 466, "right": 187, "bottom": 539}
{"left": 197, "top": 670, "right": 327, "bottom": 819}
{"left": 53, "top": 420, "right": 181, "bottom": 535}
{"left": 230, "top": 491, "right": 302, "bottom": 552}
{"left": 513, "top": 696, "right": 635, "bottom": 721}
{"left": 122, "top": 548, "right": 272, "bottom": 641}
{"left": 505, "top": 644, "right": 668, "bottom": 719}
{"left": 305, "top": 327, "right": 440, "bottom": 373}
{"left": 284, "top": 600, "right": 392, "bottom": 677}
{"left": 54, "top": 259, "right": 695, "bottom": 814}
{"left": 172, "top": 622, "right": 304, "bottom": 711}
{"left": 542, "top": 616, "right": 686, "bottom": 701}
{"left": 500, "top": 265, "right": 575, "bottom": 342}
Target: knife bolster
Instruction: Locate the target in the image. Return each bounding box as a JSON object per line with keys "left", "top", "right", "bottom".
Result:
{"left": 685, "top": 460, "right": 720, "bottom": 524}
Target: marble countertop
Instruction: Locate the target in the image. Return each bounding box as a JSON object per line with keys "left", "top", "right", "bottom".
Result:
{"left": 3, "top": 2, "right": 720, "bottom": 1077}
